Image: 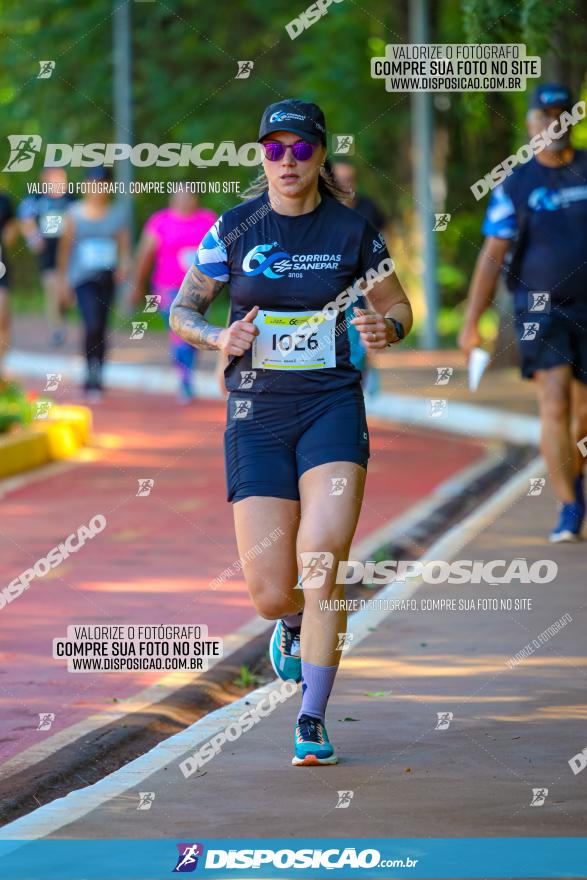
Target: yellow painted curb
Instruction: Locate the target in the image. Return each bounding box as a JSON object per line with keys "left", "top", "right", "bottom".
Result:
{"left": 0, "top": 405, "right": 92, "bottom": 479}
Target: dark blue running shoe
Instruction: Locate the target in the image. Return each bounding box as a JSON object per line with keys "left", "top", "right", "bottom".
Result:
{"left": 550, "top": 501, "right": 583, "bottom": 543}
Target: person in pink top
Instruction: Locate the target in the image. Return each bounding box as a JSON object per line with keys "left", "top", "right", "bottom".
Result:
{"left": 133, "top": 186, "right": 217, "bottom": 401}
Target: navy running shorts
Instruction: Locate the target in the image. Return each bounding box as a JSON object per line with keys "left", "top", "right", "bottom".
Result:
{"left": 513, "top": 296, "right": 587, "bottom": 384}
{"left": 223, "top": 384, "right": 370, "bottom": 502}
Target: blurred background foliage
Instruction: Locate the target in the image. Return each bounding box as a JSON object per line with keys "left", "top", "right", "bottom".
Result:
{"left": 0, "top": 0, "right": 586, "bottom": 337}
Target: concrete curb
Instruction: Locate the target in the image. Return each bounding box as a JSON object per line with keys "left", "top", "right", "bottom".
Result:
{"left": 0, "top": 405, "right": 92, "bottom": 480}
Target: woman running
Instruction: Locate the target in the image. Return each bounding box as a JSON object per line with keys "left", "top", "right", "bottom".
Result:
{"left": 132, "top": 185, "right": 217, "bottom": 402}
{"left": 58, "top": 167, "right": 131, "bottom": 399}
{"left": 170, "top": 99, "right": 412, "bottom": 766}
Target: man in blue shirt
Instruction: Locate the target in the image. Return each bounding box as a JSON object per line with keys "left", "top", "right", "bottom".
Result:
{"left": 459, "top": 84, "right": 587, "bottom": 542}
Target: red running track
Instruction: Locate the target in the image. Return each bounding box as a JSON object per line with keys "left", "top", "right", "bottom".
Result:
{"left": 0, "top": 390, "right": 485, "bottom": 764}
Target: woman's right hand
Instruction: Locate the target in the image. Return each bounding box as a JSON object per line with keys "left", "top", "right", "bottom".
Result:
{"left": 458, "top": 320, "right": 483, "bottom": 359}
{"left": 216, "top": 306, "right": 259, "bottom": 356}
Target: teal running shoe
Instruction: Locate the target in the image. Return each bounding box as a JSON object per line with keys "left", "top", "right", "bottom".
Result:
{"left": 292, "top": 714, "right": 338, "bottom": 766}
{"left": 269, "top": 619, "right": 301, "bottom": 683}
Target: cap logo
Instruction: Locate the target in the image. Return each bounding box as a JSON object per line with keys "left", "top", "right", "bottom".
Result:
{"left": 269, "top": 111, "right": 308, "bottom": 123}
{"left": 541, "top": 89, "right": 568, "bottom": 104}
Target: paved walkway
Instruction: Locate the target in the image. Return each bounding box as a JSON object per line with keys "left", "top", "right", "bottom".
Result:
{"left": 34, "top": 477, "right": 587, "bottom": 845}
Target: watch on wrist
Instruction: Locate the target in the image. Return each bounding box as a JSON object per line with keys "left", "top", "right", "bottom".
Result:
{"left": 386, "top": 317, "right": 404, "bottom": 344}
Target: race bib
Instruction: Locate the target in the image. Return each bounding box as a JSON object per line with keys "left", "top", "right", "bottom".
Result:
{"left": 252, "top": 309, "right": 336, "bottom": 370}
{"left": 78, "top": 238, "right": 117, "bottom": 272}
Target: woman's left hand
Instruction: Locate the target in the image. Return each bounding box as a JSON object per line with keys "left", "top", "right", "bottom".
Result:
{"left": 350, "top": 307, "right": 395, "bottom": 350}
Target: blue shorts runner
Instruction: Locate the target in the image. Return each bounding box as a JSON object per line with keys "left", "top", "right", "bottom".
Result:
{"left": 513, "top": 296, "right": 587, "bottom": 384}
{"left": 224, "top": 385, "right": 370, "bottom": 502}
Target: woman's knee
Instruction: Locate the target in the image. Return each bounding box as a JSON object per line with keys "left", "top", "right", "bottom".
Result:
{"left": 539, "top": 388, "right": 570, "bottom": 422}
{"left": 297, "top": 533, "right": 351, "bottom": 568}
{"left": 249, "top": 581, "right": 299, "bottom": 620}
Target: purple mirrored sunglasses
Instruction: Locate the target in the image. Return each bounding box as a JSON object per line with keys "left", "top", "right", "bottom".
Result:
{"left": 261, "top": 140, "right": 318, "bottom": 162}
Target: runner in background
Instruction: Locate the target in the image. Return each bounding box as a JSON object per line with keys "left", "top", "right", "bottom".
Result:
{"left": 332, "top": 160, "right": 386, "bottom": 231}
{"left": 57, "top": 167, "right": 131, "bottom": 400}
{"left": 132, "top": 185, "right": 217, "bottom": 402}
{"left": 459, "top": 83, "right": 587, "bottom": 543}
{"left": 0, "top": 191, "right": 19, "bottom": 384}
{"left": 18, "top": 167, "right": 74, "bottom": 347}
{"left": 333, "top": 160, "right": 387, "bottom": 395}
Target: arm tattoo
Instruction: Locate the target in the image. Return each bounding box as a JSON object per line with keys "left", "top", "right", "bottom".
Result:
{"left": 169, "top": 265, "right": 225, "bottom": 350}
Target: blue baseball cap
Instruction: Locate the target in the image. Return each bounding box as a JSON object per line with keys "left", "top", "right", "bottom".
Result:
{"left": 258, "top": 99, "right": 327, "bottom": 145}
{"left": 529, "top": 83, "right": 573, "bottom": 111}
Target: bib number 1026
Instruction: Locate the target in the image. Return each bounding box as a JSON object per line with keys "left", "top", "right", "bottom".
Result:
{"left": 272, "top": 332, "right": 318, "bottom": 352}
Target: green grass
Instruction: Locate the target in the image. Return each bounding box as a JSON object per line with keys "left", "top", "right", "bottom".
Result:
{"left": 233, "top": 664, "right": 260, "bottom": 689}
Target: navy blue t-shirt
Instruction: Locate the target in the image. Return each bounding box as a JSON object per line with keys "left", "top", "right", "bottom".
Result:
{"left": 17, "top": 192, "right": 74, "bottom": 233}
{"left": 482, "top": 150, "right": 587, "bottom": 305}
{"left": 194, "top": 191, "right": 391, "bottom": 394}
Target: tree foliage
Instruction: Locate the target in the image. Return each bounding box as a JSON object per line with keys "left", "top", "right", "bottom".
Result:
{"left": 0, "top": 0, "right": 585, "bottom": 310}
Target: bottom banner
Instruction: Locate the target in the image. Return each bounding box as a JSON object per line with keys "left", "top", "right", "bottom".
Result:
{"left": 0, "top": 838, "right": 586, "bottom": 878}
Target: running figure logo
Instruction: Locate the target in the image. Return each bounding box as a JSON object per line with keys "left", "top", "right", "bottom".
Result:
{"left": 232, "top": 399, "right": 253, "bottom": 420}
{"left": 238, "top": 370, "right": 256, "bottom": 390}
{"left": 435, "top": 367, "right": 453, "bottom": 386}
{"left": 3, "top": 135, "right": 43, "bottom": 172}
{"left": 235, "top": 61, "right": 254, "bottom": 79}
{"left": 527, "top": 478, "right": 546, "bottom": 496}
{"left": 332, "top": 134, "right": 354, "bottom": 155}
{"left": 173, "top": 843, "right": 204, "bottom": 873}
{"left": 44, "top": 372, "right": 62, "bottom": 392}
{"left": 435, "top": 711, "right": 453, "bottom": 730}
{"left": 521, "top": 322, "right": 539, "bottom": 341}
{"left": 37, "top": 712, "right": 55, "bottom": 731}
{"left": 528, "top": 292, "right": 550, "bottom": 313}
{"left": 137, "top": 792, "right": 155, "bottom": 811}
{"left": 530, "top": 787, "right": 548, "bottom": 806}
{"left": 40, "top": 215, "right": 62, "bottom": 236}
{"left": 329, "top": 477, "right": 347, "bottom": 496}
{"left": 34, "top": 400, "right": 52, "bottom": 420}
{"left": 137, "top": 478, "right": 155, "bottom": 497}
{"left": 299, "top": 552, "right": 334, "bottom": 589}
{"left": 143, "top": 294, "right": 161, "bottom": 313}
{"left": 131, "top": 321, "right": 148, "bottom": 340}
{"left": 428, "top": 399, "right": 448, "bottom": 419}
{"left": 37, "top": 60, "right": 55, "bottom": 79}
{"left": 336, "top": 632, "right": 353, "bottom": 653}
{"left": 433, "top": 213, "right": 451, "bottom": 231}
{"left": 335, "top": 790, "right": 354, "bottom": 808}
